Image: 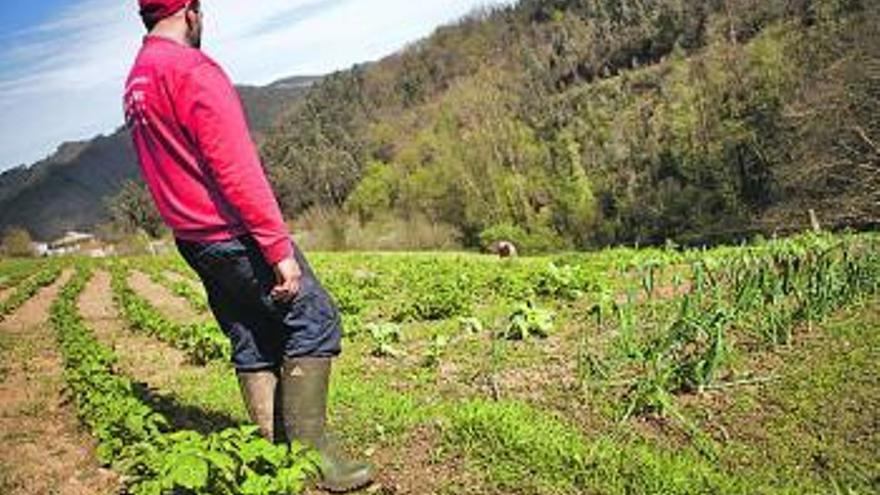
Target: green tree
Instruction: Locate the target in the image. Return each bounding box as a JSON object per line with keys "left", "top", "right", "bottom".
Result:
{"left": 547, "top": 130, "right": 596, "bottom": 247}
{"left": 106, "top": 180, "right": 166, "bottom": 239}
{"left": 1, "top": 227, "right": 35, "bottom": 258}
{"left": 345, "top": 161, "right": 398, "bottom": 224}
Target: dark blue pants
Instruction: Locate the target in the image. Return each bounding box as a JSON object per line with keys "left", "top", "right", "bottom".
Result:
{"left": 175, "top": 234, "right": 342, "bottom": 370}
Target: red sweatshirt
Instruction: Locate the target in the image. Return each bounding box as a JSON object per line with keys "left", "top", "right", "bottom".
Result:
{"left": 124, "top": 35, "right": 293, "bottom": 265}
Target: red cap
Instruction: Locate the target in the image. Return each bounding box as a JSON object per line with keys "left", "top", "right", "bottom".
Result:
{"left": 139, "top": 0, "right": 190, "bottom": 25}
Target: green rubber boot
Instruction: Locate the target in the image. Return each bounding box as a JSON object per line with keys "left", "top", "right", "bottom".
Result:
{"left": 236, "top": 369, "right": 279, "bottom": 442}
{"left": 280, "top": 357, "right": 374, "bottom": 493}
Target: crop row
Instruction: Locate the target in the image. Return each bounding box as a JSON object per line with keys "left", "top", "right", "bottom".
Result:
{"left": 51, "top": 265, "right": 320, "bottom": 495}
{"left": 108, "top": 262, "right": 229, "bottom": 365}
{"left": 0, "top": 264, "right": 62, "bottom": 321}
{"left": 0, "top": 259, "right": 43, "bottom": 290}
{"left": 582, "top": 233, "right": 880, "bottom": 436}
{"left": 314, "top": 255, "right": 608, "bottom": 325}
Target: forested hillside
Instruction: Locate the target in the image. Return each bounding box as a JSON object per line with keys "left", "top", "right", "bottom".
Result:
{"left": 262, "top": 0, "right": 878, "bottom": 251}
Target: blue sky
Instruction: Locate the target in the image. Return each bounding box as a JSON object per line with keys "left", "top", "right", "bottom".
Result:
{"left": 0, "top": 1, "right": 64, "bottom": 36}
{"left": 0, "top": 0, "right": 514, "bottom": 172}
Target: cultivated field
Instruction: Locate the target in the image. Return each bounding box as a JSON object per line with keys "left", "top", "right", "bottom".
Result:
{"left": 0, "top": 232, "right": 878, "bottom": 494}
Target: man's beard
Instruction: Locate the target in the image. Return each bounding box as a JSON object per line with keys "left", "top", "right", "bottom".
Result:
{"left": 187, "top": 26, "right": 202, "bottom": 49}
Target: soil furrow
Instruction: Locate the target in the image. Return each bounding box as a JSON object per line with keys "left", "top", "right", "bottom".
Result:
{"left": 0, "top": 269, "right": 118, "bottom": 495}
{"left": 127, "top": 270, "right": 207, "bottom": 324}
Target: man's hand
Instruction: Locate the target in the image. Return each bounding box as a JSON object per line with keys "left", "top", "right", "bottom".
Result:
{"left": 271, "top": 256, "right": 302, "bottom": 303}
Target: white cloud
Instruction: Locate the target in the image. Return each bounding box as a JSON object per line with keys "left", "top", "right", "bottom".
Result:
{"left": 0, "top": 0, "right": 514, "bottom": 171}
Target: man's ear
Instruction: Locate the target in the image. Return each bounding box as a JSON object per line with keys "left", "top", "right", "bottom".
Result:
{"left": 184, "top": 8, "right": 198, "bottom": 26}
{"left": 184, "top": 2, "right": 200, "bottom": 24}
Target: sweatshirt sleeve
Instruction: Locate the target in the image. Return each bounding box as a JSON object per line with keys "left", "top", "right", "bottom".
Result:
{"left": 178, "top": 62, "right": 293, "bottom": 265}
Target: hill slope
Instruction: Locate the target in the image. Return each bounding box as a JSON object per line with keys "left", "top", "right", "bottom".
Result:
{"left": 261, "top": 0, "right": 878, "bottom": 249}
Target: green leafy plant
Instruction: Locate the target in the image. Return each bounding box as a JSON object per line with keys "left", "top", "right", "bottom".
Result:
{"left": 502, "top": 301, "right": 554, "bottom": 340}
{"left": 367, "top": 322, "right": 403, "bottom": 357}
{"left": 394, "top": 275, "right": 473, "bottom": 321}
{"left": 52, "top": 266, "right": 321, "bottom": 495}
{"left": 534, "top": 262, "right": 588, "bottom": 300}
{"left": 124, "top": 428, "right": 320, "bottom": 495}
{"left": 423, "top": 334, "right": 449, "bottom": 368}
{"left": 0, "top": 259, "right": 42, "bottom": 292}
{"left": 457, "top": 316, "right": 484, "bottom": 334}
{"left": 0, "top": 264, "right": 61, "bottom": 321}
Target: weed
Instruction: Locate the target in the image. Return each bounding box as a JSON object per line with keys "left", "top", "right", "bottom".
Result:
{"left": 423, "top": 334, "right": 449, "bottom": 368}
{"left": 366, "top": 322, "right": 403, "bottom": 358}
{"left": 502, "top": 301, "right": 554, "bottom": 340}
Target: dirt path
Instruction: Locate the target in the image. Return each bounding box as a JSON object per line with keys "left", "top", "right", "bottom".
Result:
{"left": 164, "top": 269, "right": 202, "bottom": 288}
{"left": 163, "top": 270, "right": 209, "bottom": 304}
{"left": 127, "top": 270, "right": 207, "bottom": 324}
{"left": 162, "top": 270, "right": 207, "bottom": 298}
{"left": 0, "top": 270, "right": 118, "bottom": 495}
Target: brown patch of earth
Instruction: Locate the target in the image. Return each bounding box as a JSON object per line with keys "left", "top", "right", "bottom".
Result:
{"left": 490, "top": 357, "right": 577, "bottom": 402}
{"left": 127, "top": 270, "right": 207, "bottom": 324}
{"left": 163, "top": 269, "right": 198, "bottom": 284}
{"left": 163, "top": 270, "right": 207, "bottom": 299}
{"left": 367, "top": 426, "right": 462, "bottom": 495}
{"left": 0, "top": 269, "right": 119, "bottom": 495}
{"left": 303, "top": 426, "right": 469, "bottom": 495}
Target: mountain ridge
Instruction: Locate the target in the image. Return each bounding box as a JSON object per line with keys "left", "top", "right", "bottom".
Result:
{"left": 258, "top": 0, "right": 878, "bottom": 249}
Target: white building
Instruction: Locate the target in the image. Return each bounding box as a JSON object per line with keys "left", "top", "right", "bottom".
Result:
{"left": 46, "top": 231, "right": 97, "bottom": 257}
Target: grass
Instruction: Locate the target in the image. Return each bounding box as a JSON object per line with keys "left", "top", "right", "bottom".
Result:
{"left": 330, "top": 370, "right": 428, "bottom": 447}
{"left": 164, "top": 363, "right": 249, "bottom": 423}
{"left": 0, "top": 333, "right": 10, "bottom": 383}
{"left": 443, "top": 398, "right": 747, "bottom": 495}
{"left": 707, "top": 297, "right": 880, "bottom": 494}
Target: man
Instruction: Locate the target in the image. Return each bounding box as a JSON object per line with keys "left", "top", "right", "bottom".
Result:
{"left": 124, "top": 1, "right": 373, "bottom": 492}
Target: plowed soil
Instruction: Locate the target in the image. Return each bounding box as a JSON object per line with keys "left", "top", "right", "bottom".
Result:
{"left": 0, "top": 270, "right": 118, "bottom": 495}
